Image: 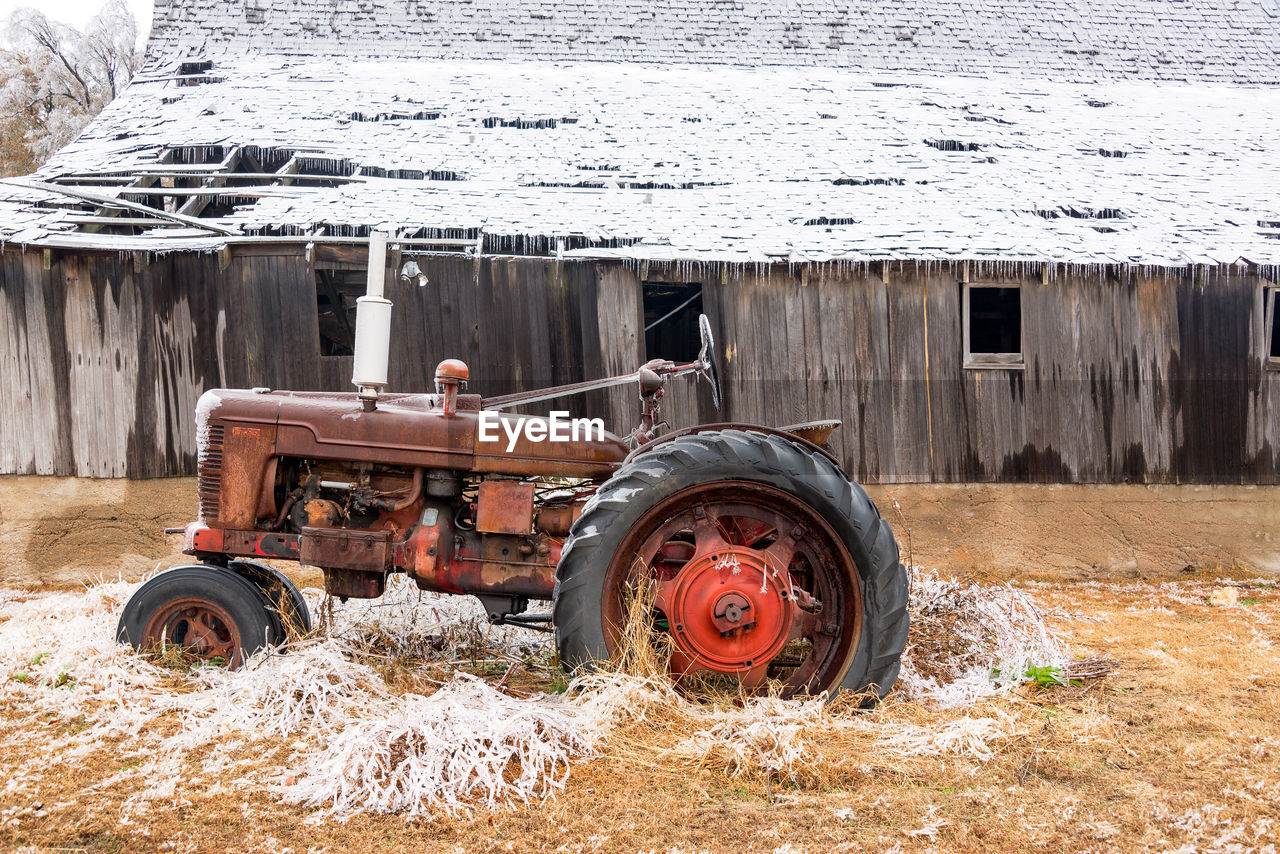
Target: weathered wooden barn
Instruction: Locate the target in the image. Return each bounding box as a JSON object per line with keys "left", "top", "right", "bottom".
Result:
{"left": 1, "top": 0, "right": 1279, "bottom": 494}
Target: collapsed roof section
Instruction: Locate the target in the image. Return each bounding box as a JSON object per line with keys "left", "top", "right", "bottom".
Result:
{"left": 0, "top": 0, "right": 1277, "bottom": 266}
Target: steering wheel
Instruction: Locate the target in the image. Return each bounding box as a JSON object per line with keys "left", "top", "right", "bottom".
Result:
{"left": 697, "top": 314, "right": 722, "bottom": 411}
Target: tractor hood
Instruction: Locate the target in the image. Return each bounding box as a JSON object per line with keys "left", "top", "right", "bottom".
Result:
{"left": 197, "top": 388, "right": 629, "bottom": 478}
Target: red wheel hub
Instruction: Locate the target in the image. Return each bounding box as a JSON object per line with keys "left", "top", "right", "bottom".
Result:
{"left": 655, "top": 545, "right": 796, "bottom": 682}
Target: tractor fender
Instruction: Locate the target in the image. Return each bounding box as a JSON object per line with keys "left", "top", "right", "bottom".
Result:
{"left": 624, "top": 421, "right": 845, "bottom": 472}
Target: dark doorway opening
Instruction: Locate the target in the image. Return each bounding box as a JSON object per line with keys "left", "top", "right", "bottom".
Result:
{"left": 643, "top": 282, "right": 703, "bottom": 363}
{"left": 315, "top": 269, "right": 361, "bottom": 357}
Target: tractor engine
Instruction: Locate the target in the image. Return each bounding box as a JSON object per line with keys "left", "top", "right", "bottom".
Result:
{"left": 267, "top": 458, "right": 583, "bottom": 615}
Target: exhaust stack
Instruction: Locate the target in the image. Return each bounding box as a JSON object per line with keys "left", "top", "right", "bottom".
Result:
{"left": 351, "top": 231, "right": 392, "bottom": 410}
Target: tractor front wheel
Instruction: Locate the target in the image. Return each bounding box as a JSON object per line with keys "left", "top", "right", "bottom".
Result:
{"left": 553, "top": 430, "right": 909, "bottom": 700}
{"left": 117, "top": 565, "right": 282, "bottom": 667}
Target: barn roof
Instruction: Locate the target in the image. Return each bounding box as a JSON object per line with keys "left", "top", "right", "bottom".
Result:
{"left": 2, "top": 0, "right": 1279, "bottom": 266}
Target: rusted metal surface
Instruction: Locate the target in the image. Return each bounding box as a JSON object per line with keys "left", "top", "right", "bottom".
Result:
{"left": 469, "top": 409, "right": 629, "bottom": 476}
{"left": 780, "top": 419, "right": 842, "bottom": 448}
{"left": 303, "top": 498, "right": 341, "bottom": 527}
{"left": 401, "top": 514, "right": 445, "bottom": 579}
{"left": 475, "top": 481, "right": 535, "bottom": 535}
{"left": 534, "top": 503, "right": 581, "bottom": 536}
{"left": 435, "top": 532, "right": 558, "bottom": 599}
{"left": 391, "top": 501, "right": 559, "bottom": 599}
{"left": 299, "top": 526, "right": 391, "bottom": 572}
{"left": 481, "top": 354, "right": 704, "bottom": 411}
{"left": 435, "top": 359, "right": 469, "bottom": 382}
{"left": 196, "top": 424, "right": 224, "bottom": 522}
{"left": 141, "top": 596, "right": 245, "bottom": 666}
{"left": 322, "top": 568, "right": 387, "bottom": 599}
{"left": 187, "top": 523, "right": 302, "bottom": 561}
{"left": 202, "top": 390, "right": 626, "bottom": 523}
{"left": 434, "top": 359, "right": 469, "bottom": 415}
{"left": 205, "top": 422, "right": 277, "bottom": 529}
{"left": 629, "top": 359, "right": 672, "bottom": 445}
{"left": 368, "top": 467, "right": 424, "bottom": 512}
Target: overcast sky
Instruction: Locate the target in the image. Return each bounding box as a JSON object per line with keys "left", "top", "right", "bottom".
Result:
{"left": 0, "top": 0, "right": 153, "bottom": 39}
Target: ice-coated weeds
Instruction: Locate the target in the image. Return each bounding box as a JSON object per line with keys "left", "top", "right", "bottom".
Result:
{"left": 0, "top": 567, "right": 1103, "bottom": 822}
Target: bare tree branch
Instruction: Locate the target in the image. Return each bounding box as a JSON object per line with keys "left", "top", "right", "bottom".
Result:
{"left": 0, "top": 1, "right": 140, "bottom": 175}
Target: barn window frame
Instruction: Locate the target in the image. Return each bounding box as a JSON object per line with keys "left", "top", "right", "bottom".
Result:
{"left": 962, "top": 282, "right": 1025, "bottom": 370}
{"left": 1264, "top": 284, "right": 1280, "bottom": 369}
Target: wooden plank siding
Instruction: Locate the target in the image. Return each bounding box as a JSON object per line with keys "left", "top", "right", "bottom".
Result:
{"left": 0, "top": 247, "right": 1275, "bottom": 482}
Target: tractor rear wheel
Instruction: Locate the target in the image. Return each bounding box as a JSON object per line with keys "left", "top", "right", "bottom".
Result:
{"left": 117, "top": 565, "right": 282, "bottom": 667}
{"left": 553, "top": 430, "right": 908, "bottom": 700}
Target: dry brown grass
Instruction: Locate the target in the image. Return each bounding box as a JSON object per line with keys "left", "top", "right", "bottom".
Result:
{"left": 2, "top": 577, "right": 1279, "bottom": 853}
{"left": 612, "top": 573, "right": 676, "bottom": 680}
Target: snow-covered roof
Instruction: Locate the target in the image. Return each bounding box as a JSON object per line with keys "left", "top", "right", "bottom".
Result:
{"left": 2, "top": 0, "right": 1279, "bottom": 266}
{"left": 146, "top": 0, "right": 1280, "bottom": 85}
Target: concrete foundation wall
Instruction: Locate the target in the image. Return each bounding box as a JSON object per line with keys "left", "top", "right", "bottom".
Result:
{"left": 863, "top": 483, "right": 1280, "bottom": 580}
{"left": 0, "top": 477, "right": 193, "bottom": 588}
{"left": 1, "top": 476, "right": 1277, "bottom": 588}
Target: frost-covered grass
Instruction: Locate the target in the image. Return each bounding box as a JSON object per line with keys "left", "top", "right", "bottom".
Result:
{"left": 4, "top": 569, "right": 1276, "bottom": 853}
{"left": 0, "top": 568, "right": 1083, "bottom": 824}
{"left": 898, "top": 567, "right": 1072, "bottom": 706}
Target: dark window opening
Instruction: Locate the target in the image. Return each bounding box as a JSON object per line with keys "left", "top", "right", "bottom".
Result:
{"left": 966, "top": 285, "right": 1022, "bottom": 365}
{"left": 1267, "top": 288, "right": 1280, "bottom": 362}
{"left": 315, "top": 269, "right": 362, "bottom": 357}
{"left": 1272, "top": 303, "right": 1280, "bottom": 359}
{"left": 643, "top": 282, "right": 703, "bottom": 363}
{"left": 176, "top": 60, "right": 218, "bottom": 86}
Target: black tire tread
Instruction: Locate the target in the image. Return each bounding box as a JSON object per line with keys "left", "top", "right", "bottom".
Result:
{"left": 227, "top": 559, "right": 313, "bottom": 638}
{"left": 553, "top": 429, "right": 909, "bottom": 699}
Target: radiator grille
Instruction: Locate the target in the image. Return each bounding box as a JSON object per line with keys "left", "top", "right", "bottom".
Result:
{"left": 197, "top": 423, "right": 224, "bottom": 522}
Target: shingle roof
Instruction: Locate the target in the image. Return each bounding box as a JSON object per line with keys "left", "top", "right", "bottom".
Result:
{"left": 147, "top": 0, "right": 1280, "bottom": 85}
{"left": 2, "top": 1, "right": 1278, "bottom": 266}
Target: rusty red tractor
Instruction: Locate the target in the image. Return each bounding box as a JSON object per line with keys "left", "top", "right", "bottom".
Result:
{"left": 119, "top": 275, "right": 908, "bottom": 697}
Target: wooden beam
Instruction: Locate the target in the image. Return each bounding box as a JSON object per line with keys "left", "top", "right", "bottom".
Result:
{"left": 65, "top": 215, "right": 185, "bottom": 227}
{"left": 30, "top": 233, "right": 474, "bottom": 251}
{"left": 108, "top": 186, "right": 301, "bottom": 198}
{"left": 240, "top": 148, "right": 264, "bottom": 174}
{"left": 77, "top": 148, "right": 174, "bottom": 234}
{"left": 275, "top": 155, "right": 300, "bottom": 187}
{"left": 59, "top": 171, "right": 365, "bottom": 183}
{"left": 0, "top": 177, "right": 239, "bottom": 236}
{"left": 57, "top": 161, "right": 321, "bottom": 175}
{"left": 48, "top": 176, "right": 136, "bottom": 184}
{"left": 128, "top": 72, "right": 223, "bottom": 84}
{"left": 177, "top": 146, "right": 242, "bottom": 218}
